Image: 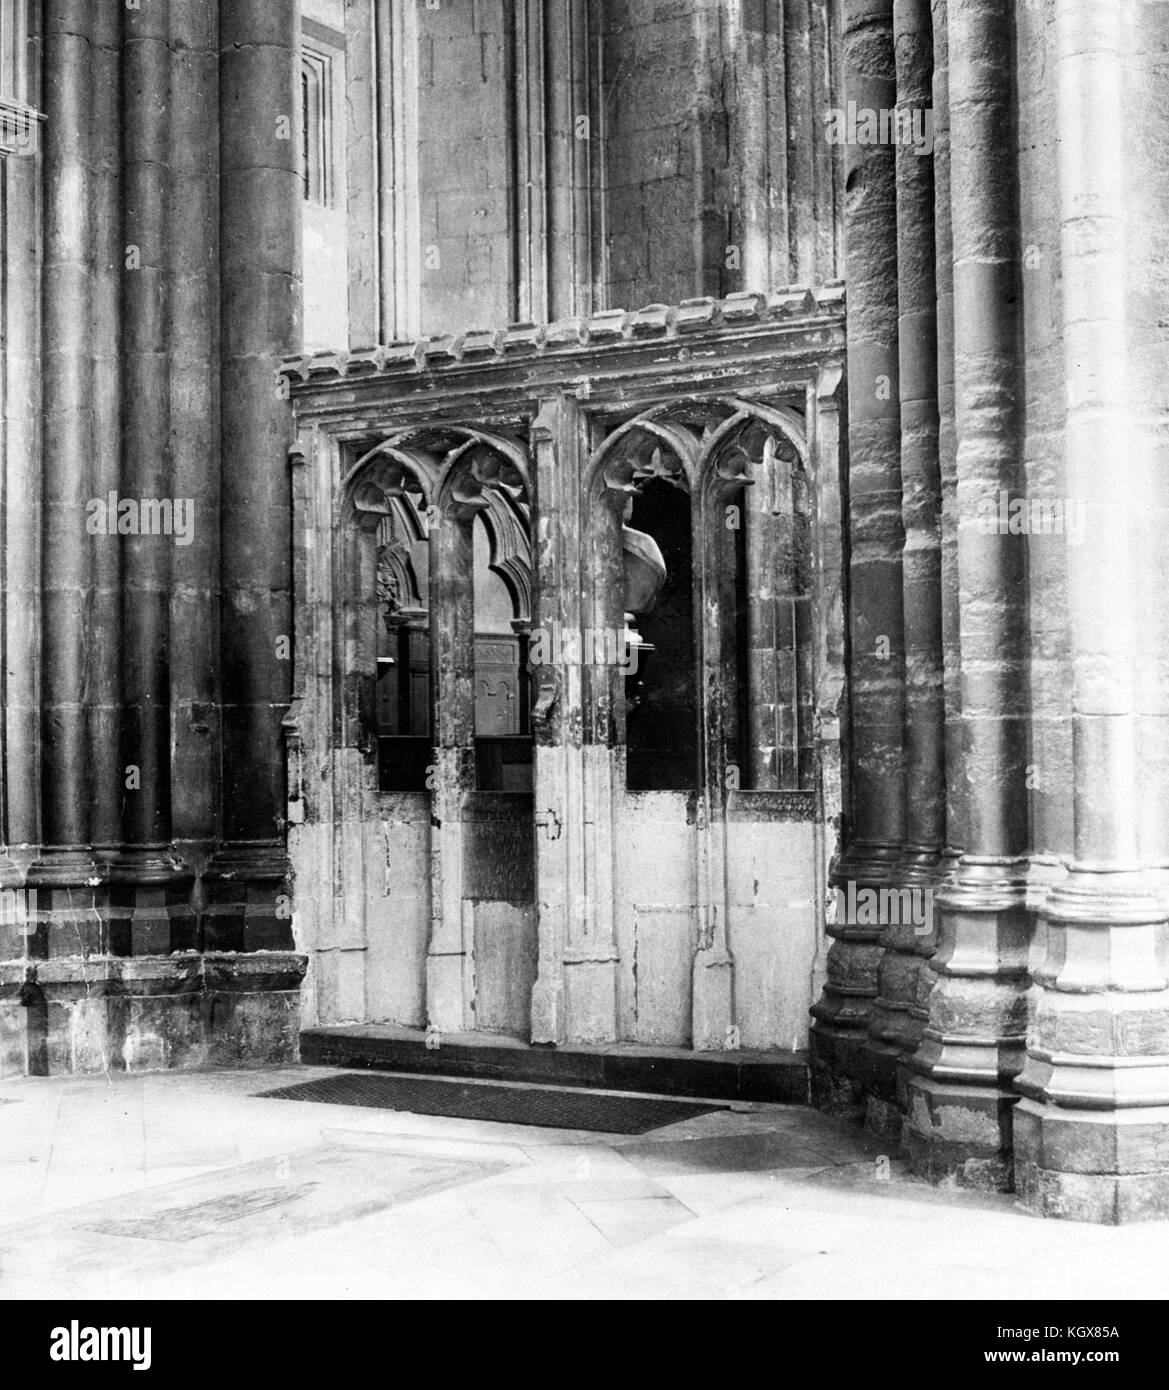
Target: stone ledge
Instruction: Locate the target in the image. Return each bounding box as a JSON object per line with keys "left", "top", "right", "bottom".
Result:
{"left": 0, "top": 951, "right": 308, "bottom": 997}
{"left": 300, "top": 1024, "right": 809, "bottom": 1104}
{"left": 279, "top": 284, "right": 846, "bottom": 388}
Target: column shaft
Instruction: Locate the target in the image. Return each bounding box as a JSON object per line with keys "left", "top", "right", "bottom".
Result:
{"left": 119, "top": 0, "right": 173, "bottom": 858}
{"left": 168, "top": 0, "right": 220, "bottom": 857}
{"left": 810, "top": 0, "right": 905, "bottom": 1111}
{"left": 210, "top": 0, "right": 301, "bottom": 949}
{"left": 34, "top": 0, "right": 97, "bottom": 881}
{"left": 930, "top": 0, "right": 961, "bottom": 867}
{"left": 1014, "top": 0, "right": 1169, "bottom": 1223}
{"left": 865, "top": 0, "right": 944, "bottom": 1125}
{"left": 904, "top": 0, "right": 1031, "bottom": 1189}
{"left": 87, "top": 3, "right": 122, "bottom": 861}
{"left": 2, "top": 42, "right": 41, "bottom": 862}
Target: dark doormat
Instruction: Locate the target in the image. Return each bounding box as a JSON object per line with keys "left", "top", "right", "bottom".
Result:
{"left": 256, "top": 1072, "right": 725, "bottom": 1134}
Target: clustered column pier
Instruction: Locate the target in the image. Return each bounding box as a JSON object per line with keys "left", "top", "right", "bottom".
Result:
{"left": 2, "top": 0, "right": 306, "bottom": 1078}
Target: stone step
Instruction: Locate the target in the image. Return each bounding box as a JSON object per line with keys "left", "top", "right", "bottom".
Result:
{"left": 299, "top": 1025, "right": 809, "bottom": 1104}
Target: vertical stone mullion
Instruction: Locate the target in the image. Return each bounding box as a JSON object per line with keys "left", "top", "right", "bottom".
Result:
{"left": 814, "top": 0, "right": 846, "bottom": 283}
{"left": 545, "top": 0, "right": 594, "bottom": 319}
{"left": 810, "top": 0, "right": 905, "bottom": 1112}
{"left": 426, "top": 498, "right": 474, "bottom": 1032}
{"left": 904, "top": 0, "right": 1031, "bottom": 1189}
{"left": 865, "top": 0, "right": 944, "bottom": 1129}
{"left": 510, "top": 0, "right": 545, "bottom": 324}
{"left": 745, "top": 458, "right": 781, "bottom": 790}
{"left": 566, "top": 404, "right": 619, "bottom": 1043}
{"left": 529, "top": 396, "right": 575, "bottom": 1044}
{"left": 376, "top": 0, "right": 419, "bottom": 342}
{"left": 1013, "top": 0, "right": 1169, "bottom": 1223}
{"left": 691, "top": 472, "right": 736, "bottom": 1050}
{"left": 732, "top": 0, "right": 786, "bottom": 292}
{"left": 782, "top": 0, "right": 812, "bottom": 285}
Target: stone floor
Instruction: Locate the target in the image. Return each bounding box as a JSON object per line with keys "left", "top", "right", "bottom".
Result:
{"left": 1, "top": 1065, "right": 1167, "bottom": 1300}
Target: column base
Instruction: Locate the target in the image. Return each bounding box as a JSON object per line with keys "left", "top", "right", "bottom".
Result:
{"left": 903, "top": 1074, "right": 1016, "bottom": 1190}
{"left": 808, "top": 1023, "right": 869, "bottom": 1116}
{"left": 24, "top": 853, "right": 102, "bottom": 958}
{"left": 811, "top": 841, "right": 904, "bottom": 1109}
{"left": 204, "top": 842, "right": 293, "bottom": 952}
{"left": 1014, "top": 1098, "right": 1169, "bottom": 1223}
{"left": 105, "top": 850, "right": 194, "bottom": 956}
{"left": 0, "top": 952, "right": 307, "bottom": 1075}
{"left": 864, "top": 1088, "right": 904, "bottom": 1139}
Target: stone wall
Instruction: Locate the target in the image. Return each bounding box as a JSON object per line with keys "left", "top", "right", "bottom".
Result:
{"left": 417, "top": 0, "right": 515, "bottom": 334}
{"left": 601, "top": 0, "right": 842, "bottom": 309}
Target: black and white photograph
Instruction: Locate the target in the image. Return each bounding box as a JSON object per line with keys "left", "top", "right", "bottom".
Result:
{"left": 0, "top": 0, "right": 1163, "bottom": 1347}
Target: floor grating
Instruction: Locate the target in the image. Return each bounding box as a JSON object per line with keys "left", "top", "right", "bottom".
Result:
{"left": 256, "top": 1072, "right": 725, "bottom": 1134}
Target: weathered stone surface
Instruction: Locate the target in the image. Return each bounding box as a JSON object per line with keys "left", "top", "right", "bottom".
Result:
{"left": 7, "top": 0, "right": 1169, "bottom": 1227}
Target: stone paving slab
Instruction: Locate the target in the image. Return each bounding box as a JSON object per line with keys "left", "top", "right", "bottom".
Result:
{"left": 0, "top": 1066, "right": 1167, "bottom": 1300}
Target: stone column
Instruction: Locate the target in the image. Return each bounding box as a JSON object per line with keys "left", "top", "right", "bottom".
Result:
{"left": 1013, "top": 0, "right": 1169, "bottom": 1223}
{"left": 29, "top": 0, "right": 100, "bottom": 928}
{"left": 0, "top": 0, "right": 43, "bottom": 1077}
{"left": 1, "top": 9, "right": 42, "bottom": 872}
{"left": 207, "top": 0, "right": 301, "bottom": 950}
{"left": 904, "top": 0, "right": 1030, "bottom": 1189}
{"left": 168, "top": 0, "right": 219, "bottom": 874}
{"left": 865, "top": 0, "right": 944, "bottom": 1129}
{"left": 929, "top": 0, "right": 961, "bottom": 873}
{"left": 810, "top": 0, "right": 906, "bottom": 1110}
{"left": 88, "top": 3, "right": 123, "bottom": 871}
{"left": 904, "top": 0, "right": 959, "bottom": 1096}
{"left": 111, "top": 0, "right": 184, "bottom": 951}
